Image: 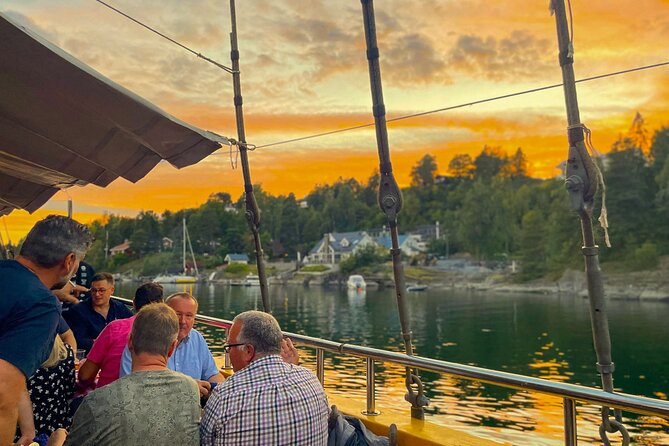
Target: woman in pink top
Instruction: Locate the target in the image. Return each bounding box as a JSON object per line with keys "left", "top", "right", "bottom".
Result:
{"left": 78, "top": 282, "right": 163, "bottom": 388}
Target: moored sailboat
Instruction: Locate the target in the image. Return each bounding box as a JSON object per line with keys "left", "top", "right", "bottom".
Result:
{"left": 154, "top": 218, "right": 199, "bottom": 284}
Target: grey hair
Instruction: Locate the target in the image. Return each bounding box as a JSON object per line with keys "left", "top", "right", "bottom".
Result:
{"left": 19, "top": 215, "right": 94, "bottom": 267}
{"left": 130, "top": 303, "right": 179, "bottom": 357}
{"left": 234, "top": 310, "right": 282, "bottom": 356}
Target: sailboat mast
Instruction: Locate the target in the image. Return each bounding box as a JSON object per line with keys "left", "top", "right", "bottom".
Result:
{"left": 228, "top": 0, "right": 271, "bottom": 313}
{"left": 359, "top": 0, "right": 428, "bottom": 420}
{"left": 550, "top": 1, "right": 628, "bottom": 444}
{"left": 182, "top": 216, "right": 187, "bottom": 274}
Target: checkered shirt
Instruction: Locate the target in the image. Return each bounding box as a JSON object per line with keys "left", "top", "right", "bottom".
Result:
{"left": 200, "top": 354, "right": 329, "bottom": 445}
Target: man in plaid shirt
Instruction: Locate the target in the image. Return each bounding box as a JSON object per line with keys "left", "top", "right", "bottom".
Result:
{"left": 200, "top": 311, "right": 329, "bottom": 445}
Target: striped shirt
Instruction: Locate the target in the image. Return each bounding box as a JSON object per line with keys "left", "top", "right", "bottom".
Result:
{"left": 200, "top": 355, "right": 329, "bottom": 446}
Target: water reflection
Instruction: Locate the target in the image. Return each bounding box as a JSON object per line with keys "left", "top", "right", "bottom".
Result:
{"left": 116, "top": 282, "right": 669, "bottom": 445}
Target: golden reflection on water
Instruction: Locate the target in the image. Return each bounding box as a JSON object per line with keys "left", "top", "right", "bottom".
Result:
{"left": 151, "top": 280, "right": 669, "bottom": 446}
{"left": 198, "top": 324, "right": 669, "bottom": 446}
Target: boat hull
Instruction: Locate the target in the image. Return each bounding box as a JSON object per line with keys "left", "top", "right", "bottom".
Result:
{"left": 154, "top": 275, "right": 198, "bottom": 284}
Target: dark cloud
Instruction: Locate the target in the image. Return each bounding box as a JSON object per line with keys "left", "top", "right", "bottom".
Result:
{"left": 383, "top": 33, "right": 451, "bottom": 86}
{"left": 448, "top": 30, "right": 554, "bottom": 81}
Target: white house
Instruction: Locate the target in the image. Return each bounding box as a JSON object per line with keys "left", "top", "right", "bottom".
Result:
{"left": 224, "top": 253, "right": 249, "bottom": 264}
{"left": 305, "top": 231, "right": 377, "bottom": 264}
{"left": 374, "top": 233, "right": 426, "bottom": 257}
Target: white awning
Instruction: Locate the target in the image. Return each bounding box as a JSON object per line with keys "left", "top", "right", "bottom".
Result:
{"left": 0, "top": 12, "right": 230, "bottom": 216}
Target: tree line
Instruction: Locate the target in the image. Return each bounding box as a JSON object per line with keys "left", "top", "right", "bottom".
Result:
{"left": 83, "top": 114, "right": 669, "bottom": 280}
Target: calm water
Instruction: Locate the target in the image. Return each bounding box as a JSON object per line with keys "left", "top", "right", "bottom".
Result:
{"left": 116, "top": 282, "right": 669, "bottom": 445}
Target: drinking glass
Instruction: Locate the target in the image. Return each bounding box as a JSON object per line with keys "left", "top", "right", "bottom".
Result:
{"left": 75, "top": 349, "right": 86, "bottom": 371}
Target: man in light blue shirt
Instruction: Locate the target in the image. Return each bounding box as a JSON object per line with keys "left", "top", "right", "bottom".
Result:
{"left": 120, "top": 292, "right": 222, "bottom": 397}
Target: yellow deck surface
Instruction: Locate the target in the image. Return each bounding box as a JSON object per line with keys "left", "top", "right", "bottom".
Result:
{"left": 214, "top": 357, "right": 508, "bottom": 446}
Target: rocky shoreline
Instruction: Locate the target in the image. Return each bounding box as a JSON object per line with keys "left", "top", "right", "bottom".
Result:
{"left": 426, "top": 268, "right": 669, "bottom": 302}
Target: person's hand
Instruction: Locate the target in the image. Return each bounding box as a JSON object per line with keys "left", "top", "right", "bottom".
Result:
{"left": 46, "top": 428, "right": 68, "bottom": 446}
{"left": 280, "top": 338, "right": 300, "bottom": 365}
{"left": 196, "top": 379, "right": 211, "bottom": 398}
{"left": 52, "top": 281, "right": 88, "bottom": 304}
{"left": 16, "top": 430, "right": 35, "bottom": 446}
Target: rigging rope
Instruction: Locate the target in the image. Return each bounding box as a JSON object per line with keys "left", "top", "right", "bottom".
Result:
{"left": 582, "top": 125, "right": 612, "bottom": 248}
{"left": 94, "top": 0, "right": 236, "bottom": 74}
{"left": 251, "top": 61, "right": 669, "bottom": 150}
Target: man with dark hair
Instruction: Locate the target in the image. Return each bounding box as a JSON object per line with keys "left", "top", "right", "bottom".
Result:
{"left": 120, "top": 292, "right": 223, "bottom": 398}
{"left": 64, "top": 272, "right": 133, "bottom": 353}
{"left": 80, "top": 282, "right": 164, "bottom": 388}
{"left": 54, "top": 303, "right": 200, "bottom": 446}
{"left": 0, "top": 215, "right": 93, "bottom": 445}
{"left": 201, "top": 311, "right": 329, "bottom": 445}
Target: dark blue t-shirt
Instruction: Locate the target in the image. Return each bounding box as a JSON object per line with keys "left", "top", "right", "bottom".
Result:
{"left": 0, "top": 260, "right": 60, "bottom": 377}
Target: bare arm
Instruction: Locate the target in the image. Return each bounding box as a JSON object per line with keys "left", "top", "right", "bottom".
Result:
{"left": 52, "top": 281, "right": 86, "bottom": 305}
{"left": 78, "top": 359, "right": 100, "bottom": 386}
{"left": 16, "top": 389, "right": 36, "bottom": 446}
{"left": 47, "top": 428, "right": 68, "bottom": 446}
{"left": 59, "top": 329, "right": 77, "bottom": 351}
{"left": 207, "top": 372, "right": 224, "bottom": 383}
{"left": 0, "top": 359, "right": 26, "bottom": 445}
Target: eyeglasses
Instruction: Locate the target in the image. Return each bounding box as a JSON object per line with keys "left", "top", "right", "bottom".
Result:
{"left": 90, "top": 288, "right": 108, "bottom": 294}
{"left": 222, "top": 343, "right": 245, "bottom": 353}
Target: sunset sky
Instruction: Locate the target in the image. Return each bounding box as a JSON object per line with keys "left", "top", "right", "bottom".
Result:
{"left": 2, "top": 0, "right": 669, "bottom": 242}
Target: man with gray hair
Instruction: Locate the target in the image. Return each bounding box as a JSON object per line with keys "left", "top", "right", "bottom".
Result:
{"left": 0, "top": 215, "right": 93, "bottom": 445}
{"left": 200, "top": 310, "right": 329, "bottom": 445}
{"left": 55, "top": 303, "right": 200, "bottom": 446}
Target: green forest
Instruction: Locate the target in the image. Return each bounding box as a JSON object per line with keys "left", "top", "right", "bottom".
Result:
{"left": 83, "top": 115, "right": 669, "bottom": 280}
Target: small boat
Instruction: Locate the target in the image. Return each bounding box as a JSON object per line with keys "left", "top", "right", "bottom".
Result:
{"left": 244, "top": 274, "right": 261, "bottom": 286}
{"left": 406, "top": 284, "right": 428, "bottom": 292}
{"left": 346, "top": 275, "right": 366, "bottom": 291}
{"left": 154, "top": 274, "right": 197, "bottom": 284}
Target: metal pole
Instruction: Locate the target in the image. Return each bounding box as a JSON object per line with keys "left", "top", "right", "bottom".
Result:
{"left": 550, "top": 2, "right": 627, "bottom": 443}
{"left": 316, "top": 348, "right": 325, "bottom": 385}
{"left": 362, "top": 358, "right": 380, "bottom": 415}
{"left": 359, "top": 0, "right": 428, "bottom": 419}
{"left": 229, "top": 0, "right": 270, "bottom": 313}
{"left": 563, "top": 398, "right": 577, "bottom": 446}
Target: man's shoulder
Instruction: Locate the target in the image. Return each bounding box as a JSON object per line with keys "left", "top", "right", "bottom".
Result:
{"left": 110, "top": 299, "right": 133, "bottom": 315}
{"left": 188, "top": 328, "right": 206, "bottom": 341}
{"left": 97, "top": 369, "right": 196, "bottom": 395}
{"left": 107, "top": 315, "right": 134, "bottom": 330}
{"left": 0, "top": 260, "right": 52, "bottom": 301}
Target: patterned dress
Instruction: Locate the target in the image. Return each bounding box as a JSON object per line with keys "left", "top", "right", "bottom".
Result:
{"left": 28, "top": 344, "right": 76, "bottom": 436}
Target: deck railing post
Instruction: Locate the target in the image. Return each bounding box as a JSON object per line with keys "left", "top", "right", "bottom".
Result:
{"left": 362, "top": 357, "right": 381, "bottom": 416}
{"left": 224, "top": 328, "right": 232, "bottom": 369}
{"left": 563, "top": 397, "right": 577, "bottom": 446}
{"left": 317, "top": 348, "right": 325, "bottom": 385}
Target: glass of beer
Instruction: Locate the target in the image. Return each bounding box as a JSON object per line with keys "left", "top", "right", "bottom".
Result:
{"left": 75, "top": 349, "right": 86, "bottom": 371}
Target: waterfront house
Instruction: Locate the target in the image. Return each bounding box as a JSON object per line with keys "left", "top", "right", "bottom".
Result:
{"left": 374, "top": 233, "right": 426, "bottom": 257}
{"left": 109, "top": 239, "right": 131, "bottom": 256}
{"left": 224, "top": 253, "right": 249, "bottom": 264}
{"left": 305, "top": 231, "right": 377, "bottom": 264}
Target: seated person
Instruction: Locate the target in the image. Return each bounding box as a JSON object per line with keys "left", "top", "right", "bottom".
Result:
{"left": 79, "top": 282, "right": 164, "bottom": 388}
{"left": 16, "top": 336, "right": 75, "bottom": 444}
{"left": 120, "top": 292, "right": 223, "bottom": 397}
{"left": 63, "top": 273, "right": 132, "bottom": 353}
{"left": 52, "top": 303, "right": 200, "bottom": 446}
{"left": 200, "top": 311, "right": 329, "bottom": 445}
